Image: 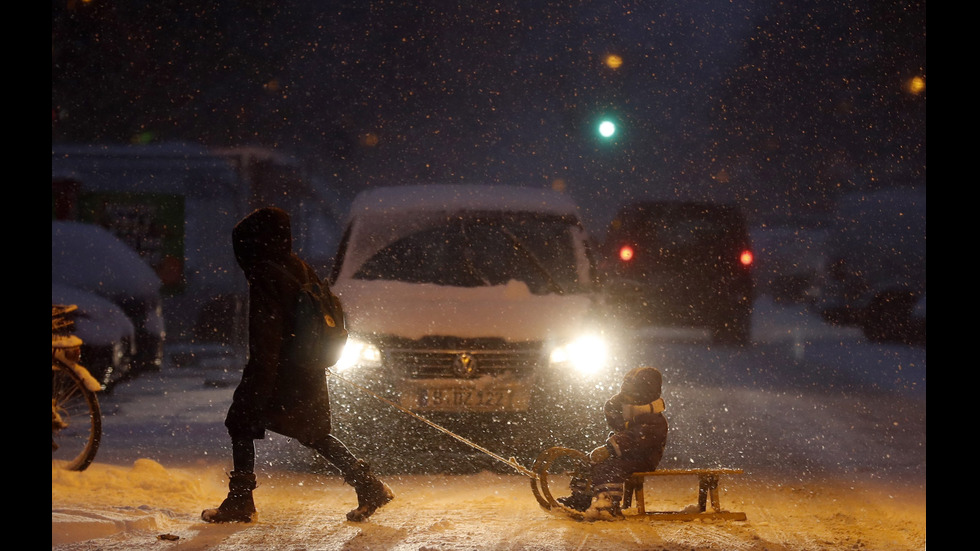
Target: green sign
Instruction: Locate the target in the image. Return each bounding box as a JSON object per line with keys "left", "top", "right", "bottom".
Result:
{"left": 76, "top": 192, "right": 186, "bottom": 293}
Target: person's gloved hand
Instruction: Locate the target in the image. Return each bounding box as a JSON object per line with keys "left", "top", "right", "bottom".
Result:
{"left": 588, "top": 445, "right": 611, "bottom": 464}
{"left": 604, "top": 433, "right": 623, "bottom": 458}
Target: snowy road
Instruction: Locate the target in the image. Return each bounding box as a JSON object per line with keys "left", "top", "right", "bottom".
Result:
{"left": 52, "top": 298, "right": 926, "bottom": 550}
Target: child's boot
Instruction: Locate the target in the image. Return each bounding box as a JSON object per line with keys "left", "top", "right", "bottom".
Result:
{"left": 585, "top": 483, "right": 625, "bottom": 521}
{"left": 557, "top": 475, "right": 593, "bottom": 512}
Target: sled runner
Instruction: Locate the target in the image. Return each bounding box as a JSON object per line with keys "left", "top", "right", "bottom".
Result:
{"left": 530, "top": 447, "right": 592, "bottom": 520}
{"left": 530, "top": 447, "right": 747, "bottom": 521}
{"left": 625, "top": 468, "right": 746, "bottom": 521}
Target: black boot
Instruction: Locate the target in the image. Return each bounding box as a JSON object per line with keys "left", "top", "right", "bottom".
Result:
{"left": 558, "top": 492, "right": 593, "bottom": 512}
{"left": 202, "top": 471, "right": 257, "bottom": 523}
{"left": 557, "top": 475, "right": 593, "bottom": 512}
{"left": 344, "top": 460, "right": 393, "bottom": 522}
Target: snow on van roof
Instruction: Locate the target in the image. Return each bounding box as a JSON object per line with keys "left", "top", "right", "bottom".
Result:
{"left": 51, "top": 142, "right": 240, "bottom": 197}
{"left": 346, "top": 184, "right": 580, "bottom": 222}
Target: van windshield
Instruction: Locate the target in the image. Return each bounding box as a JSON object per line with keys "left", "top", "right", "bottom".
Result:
{"left": 352, "top": 212, "right": 584, "bottom": 294}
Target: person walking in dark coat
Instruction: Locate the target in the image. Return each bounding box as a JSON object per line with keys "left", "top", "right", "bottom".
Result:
{"left": 559, "top": 366, "right": 668, "bottom": 520}
{"left": 202, "top": 207, "right": 392, "bottom": 524}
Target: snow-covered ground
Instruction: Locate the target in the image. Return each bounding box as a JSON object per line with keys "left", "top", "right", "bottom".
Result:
{"left": 52, "top": 297, "right": 926, "bottom": 550}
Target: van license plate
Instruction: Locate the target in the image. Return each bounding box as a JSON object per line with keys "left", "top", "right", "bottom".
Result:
{"left": 402, "top": 384, "right": 529, "bottom": 412}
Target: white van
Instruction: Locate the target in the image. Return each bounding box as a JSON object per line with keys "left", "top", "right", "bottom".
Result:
{"left": 327, "top": 185, "right": 614, "bottom": 451}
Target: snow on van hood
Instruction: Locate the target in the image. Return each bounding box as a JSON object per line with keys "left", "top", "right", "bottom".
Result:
{"left": 333, "top": 278, "right": 596, "bottom": 342}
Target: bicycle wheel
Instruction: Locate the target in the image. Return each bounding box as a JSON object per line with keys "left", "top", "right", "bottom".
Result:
{"left": 52, "top": 363, "right": 101, "bottom": 471}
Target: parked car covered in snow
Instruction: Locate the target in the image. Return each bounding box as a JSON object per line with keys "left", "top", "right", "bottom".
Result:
{"left": 327, "top": 184, "right": 613, "bottom": 450}
{"left": 750, "top": 224, "right": 829, "bottom": 305}
{"left": 52, "top": 284, "right": 135, "bottom": 387}
{"left": 816, "top": 189, "right": 926, "bottom": 344}
{"left": 52, "top": 221, "right": 165, "bottom": 374}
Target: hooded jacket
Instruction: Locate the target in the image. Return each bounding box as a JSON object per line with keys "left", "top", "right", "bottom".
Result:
{"left": 225, "top": 207, "right": 333, "bottom": 443}
{"left": 602, "top": 367, "right": 668, "bottom": 467}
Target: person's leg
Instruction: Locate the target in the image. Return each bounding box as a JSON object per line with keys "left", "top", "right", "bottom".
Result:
{"left": 586, "top": 458, "right": 628, "bottom": 520}
{"left": 231, "top": 437, "right": 256, "bottom": 473}
{"left": 557, "top": 445, "right": 604, "bottom": 512}
{"left": 557, "top": 474, "right": 593, "bottom": 511}
{"left": 309, "top": 434, "right": 393, "bottom": 522}
{"left": 202, "top": 437, "right": 258, "bottom": 523}
{"left": 310, "top": 434, "right": 359, "bottom": 474}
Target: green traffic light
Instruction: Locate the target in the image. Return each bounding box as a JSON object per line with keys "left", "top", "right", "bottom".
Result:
{"left": 598, "top": 120, "right": 616, "bottom": 138}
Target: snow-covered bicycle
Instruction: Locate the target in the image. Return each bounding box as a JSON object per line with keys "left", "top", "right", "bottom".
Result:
{"left": 52, "top": 304, "right": 102, "bottom": 471}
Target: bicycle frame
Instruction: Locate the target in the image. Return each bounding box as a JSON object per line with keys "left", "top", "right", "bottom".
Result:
{"left": 53, "top": 344, "right": 103, "bottom": 393}
{"left": 52, "top": 305, "right": 103, "bottom": 472}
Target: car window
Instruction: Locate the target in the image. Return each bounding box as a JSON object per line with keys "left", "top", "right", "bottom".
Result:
{"left": 643, "top": 217, "right": 726, "bottom": 249}
{"left": 620, "top": 207, "right": 744, "bottom": 250}
{"left": 353, "top": 213, "right": 582, "bottom": 294}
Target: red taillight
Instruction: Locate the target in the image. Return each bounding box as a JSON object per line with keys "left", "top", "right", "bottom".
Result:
{"left": 739, "top": 250, "right": 753, "bottom": 266}
{"left": 619, "top": 245, "right": 635, "bottom": 262}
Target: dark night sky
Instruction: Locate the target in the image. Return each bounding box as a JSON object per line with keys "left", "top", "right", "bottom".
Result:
{"left": 51, "top": 0, "right": 926, "bottom": 231}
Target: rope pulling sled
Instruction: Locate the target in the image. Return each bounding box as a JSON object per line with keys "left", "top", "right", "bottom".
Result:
{"left": 328, "top": 369, "right": 746, "bottom": 521}
{"left": 328, "top": 368, "right": 537, "bottom": 479}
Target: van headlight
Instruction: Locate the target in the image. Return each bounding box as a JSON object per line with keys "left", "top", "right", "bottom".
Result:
{"left": 549, "top": 334, "right": 609, "bottom": 376}
{"left": 333, "top": 337, "right": 382, "bottom": 372}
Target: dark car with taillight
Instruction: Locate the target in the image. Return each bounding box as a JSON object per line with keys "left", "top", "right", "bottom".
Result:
{"left": 601, "top": 200, "right": 755, "bottom": 344}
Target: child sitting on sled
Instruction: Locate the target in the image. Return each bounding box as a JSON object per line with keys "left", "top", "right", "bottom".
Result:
{"left": 559, "top": 366, "right": 669, "bottom": 520}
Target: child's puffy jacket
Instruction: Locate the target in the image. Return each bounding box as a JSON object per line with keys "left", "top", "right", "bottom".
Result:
{"left": 601, "top": 392, "right": 668, "bottom": 466}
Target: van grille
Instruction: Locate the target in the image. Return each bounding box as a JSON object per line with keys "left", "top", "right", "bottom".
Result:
{"left": 384, "top": 338, "right": 541, "bottom": 379}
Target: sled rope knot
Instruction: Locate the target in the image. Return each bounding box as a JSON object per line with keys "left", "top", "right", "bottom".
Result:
{"left": 328, "top": 368, "right": 538, "bottom": 479}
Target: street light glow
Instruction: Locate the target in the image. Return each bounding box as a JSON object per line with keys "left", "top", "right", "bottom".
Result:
{"left": 598, "top": 120, "right": 616, "bottom": 138}
{"left": 605, "top": 54, "right": 623, "bottom": 69}
{"left": 905, "top": 75, "right": 925, "bottom": 95}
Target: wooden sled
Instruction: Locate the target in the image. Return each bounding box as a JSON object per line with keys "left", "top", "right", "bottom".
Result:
{"left": 625, "top": 468, "right": 747, "bottom": 521}
{"left": 530, "top": 447, "right": 746, "bottom": 521}
{"left": 529, "top": 446, "right": 592, "bottom": 521}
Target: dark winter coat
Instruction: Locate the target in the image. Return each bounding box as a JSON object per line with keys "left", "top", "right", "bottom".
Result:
{"left": 603, "top": 392, "right": 668, "bottom": 467}
{"left": 591, "top": 392, "right": 668, "bottom": 487}
{"left": 224, "top": 207, "right": 333, "bottom": 445}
